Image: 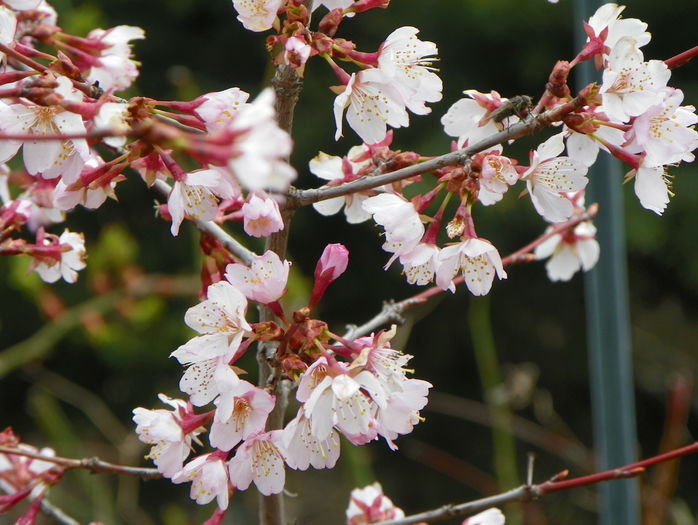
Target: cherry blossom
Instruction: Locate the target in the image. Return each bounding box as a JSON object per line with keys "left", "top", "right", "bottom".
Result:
{"left": 93, "top": 102, "right": 130, "bottom": 149}
{"left": 441, "top": 90, "right": 506, "bottom": 148}
{"left": 194, "top": 87, "right": 250, "bottom": 133}
{"left": 309, "top": 243, "right": 349, "bottom": 307}
{"left": 309, "top": 148, "right": 373, "bottom": 224}
{"left": 377, "top": 26, "right": 442, "bottom": 116}
{"left": 225, "top": 250, "right": 290, "bottom": 304}
{"left": 521, "top": 133, "right": 588, "bottom": 223}
{"left": 241, "top": 193, "right": 284, "bottom": 237}
{"left": 170, "top": 280, "right": 251, "bottom": 405}
{"left": 209, "top": 380, "right": 275, "bottom": 451}
{"left": 435, "top": 237, "right": 507, "bottom": 296}
{"left": 0, "top": 6, "right": 17, "bottom": 54}
{"left": 535, "top": 221, "right": 600, "bottom": 281}
{"left": 172, "top": 452, "right": 230, "bottom": 509}
{"left": 53, "top": 155, "right": 118, "bottom": 211}
{"left": 297, "top": 357, "right": 385, "bottom": 442}
{"left": 632, "top": 163, "right": 671, "bottom": 215}
{"left": 227, "top": 88, "right": 296, "bottom": 193}
{"left": 32, "top": 229, "right": 86, "bottom": 284}
{"left": 168, "top": 167, "right": 237, "bottom": 236}
{"left": 333, "top": 69, "right": 409, "bottom": 144}
{"left": 281, "top": 411, "right": 341, "bottom": 471}
{"left": 85, "top": 25, "right": 145, "bottom": 91}
{"left": 624, "top": 88, "right": 698, "bottom": 167}
{"left": 362, "top": 193, "right": 424, "bottom": 266}
{"left": 228, "top": 431, "right": 286, "bottom": 496}
{"left": 478, "top": 151, "right": 520, "bottom": 205}
{"left": 346, "top": 482, "right": 405, "bottom": 525}
{"left": 394, "top": 243, "right": 438, "bottom": 286}
{"left": 600, "top": 37, "right": 670, "bottom": 123}
{"left": 586, "top": 3, "right": 650, "bottom": 55}
{"left": 132, "top": 394, "right": 201, "bottom": 478}
{"left": 0, "top": 76, "right": 89, "bottom": 183}
{"left": 232, "top": 0, "right": 283, "bottom": 32}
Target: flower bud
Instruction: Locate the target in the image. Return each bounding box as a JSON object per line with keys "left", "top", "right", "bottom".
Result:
{"left": 309, "top": 243, "right": 349, "bottom": 308}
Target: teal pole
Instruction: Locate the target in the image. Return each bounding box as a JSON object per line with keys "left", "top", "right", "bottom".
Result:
{"left": 573, "top": 1, "right": 640, "bottom": 524}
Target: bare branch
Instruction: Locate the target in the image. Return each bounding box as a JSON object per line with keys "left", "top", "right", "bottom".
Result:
{"left": 291, "top": 93, "right": 590, "bottom": 208}
{"left": 152, "top": 179, "right": 257, "bottom": 265}
{"left": 376, "top": 442, "right": 698, "bottom": 525}
{"left": 0, "top": 478, "right": 82, "bottom": 525}
{"left": 0, "top": 446, "right": 161, "bottom": 480}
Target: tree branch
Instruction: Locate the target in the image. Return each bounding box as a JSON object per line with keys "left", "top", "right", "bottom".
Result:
{"left": 344, "top": 206, "right": 598, "bottom": 340}
{"left": 152, "top": 179, "right": 256, "bottom": 265}
{"left": 291, "top": 93, "right": 590, "bottom": 208}
{"left": 375, "top": 442, "right": 698, "bottom": 525}
{"left": 0, "top": 446, "right": 161, "bottom": 479}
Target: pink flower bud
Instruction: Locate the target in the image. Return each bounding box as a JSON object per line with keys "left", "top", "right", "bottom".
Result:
{"left": 309, "top": 243, "right": 349, "bottom": 308}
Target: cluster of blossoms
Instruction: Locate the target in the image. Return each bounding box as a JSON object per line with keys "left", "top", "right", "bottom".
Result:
{"left": 346, "top": 482, "right": 506, "bottom": 525}
{"left": 0, "top": 0, "right": 295, "bottom": 283}
{"left": 309, "top": 2, "right": 697, "bottom": 289}
{"left": 0, "top": 428, "right": 62, "bottom": 523}
{"left": 133, "top": 244, "right": 432, "bottom": 514}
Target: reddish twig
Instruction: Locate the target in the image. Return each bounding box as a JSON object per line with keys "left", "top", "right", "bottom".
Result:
{"left": 375, "top": 443, "right": 698, "bottom": 525}
{"left": 665, "top": 45, "right": 698, "bottom": 69}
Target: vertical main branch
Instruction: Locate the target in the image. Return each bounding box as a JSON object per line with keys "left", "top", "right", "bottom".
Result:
{"left": 257, "top": 45, "right": 306, "bottom": 525}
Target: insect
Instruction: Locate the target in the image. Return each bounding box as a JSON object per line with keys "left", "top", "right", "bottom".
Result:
{"left": 484, "top": 95, "right": 533, "bottom": 125}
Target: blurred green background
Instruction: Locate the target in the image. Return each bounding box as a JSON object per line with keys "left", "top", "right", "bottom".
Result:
{"left": 1, "top": 0, "right": 697, "bottom": 524}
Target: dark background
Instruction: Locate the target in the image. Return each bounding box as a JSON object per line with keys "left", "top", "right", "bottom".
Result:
{"left": 1, "top": 1, "right": 697, "bottom": 524}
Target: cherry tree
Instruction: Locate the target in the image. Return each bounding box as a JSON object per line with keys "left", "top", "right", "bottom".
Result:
{"left": 1, "top": 1, "right": 697, "bottom": 524}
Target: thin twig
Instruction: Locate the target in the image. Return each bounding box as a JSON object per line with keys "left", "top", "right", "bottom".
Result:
{"left": 152, "top": 179, "right": 256, "bottom": 265}
{"left": 345, "top": 206, "right": 598, "bottom": 340}
{"left": 375, "top": 442, "right": 698, "bottom": 525}
{"left": 291, "top": 93, "right": 589, "bottom": 208}
{"left": 0, "top": 446, "right": 161, "bottom": 480}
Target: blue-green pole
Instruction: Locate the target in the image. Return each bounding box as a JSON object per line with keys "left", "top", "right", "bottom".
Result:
{"left": 573, "top": 1, "right": 640, "bottom": 524}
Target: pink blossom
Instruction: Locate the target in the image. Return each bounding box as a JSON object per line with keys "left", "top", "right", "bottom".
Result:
{"left": 478, "top": 152, "right": 519, "bottom": 206}
{"left": 377, "top": 26, "right": 442, "bottom": 116}
{"left": 281, "top": 411, "right": 341, "bottom": 471}
{"left": 85, "top": 26, "right": 145, "bottom": 91}
{"left": 228, "top": 88, "right": 296, "bottom": 192}
{"left": 441, "top": 90, "right": 506, "bottom": 148}
{"left": 232, "top": 0, "right": 283, "bottom": 32}
{"left": 309, "top": 148, "right": 372, "bottom": 223}
{"left": 242, "top": 193, "right": 284, "bottom": 237}
{"left": 362, "top": 193, "right": 424, "bottom": 265}
{"left": 334, "top": 69, "right": 409, "bottom": 144}
{"left": 172, "top": 452, "right": 230, "bottom": 509}
{"left": 0, "top": 77, "right": 89, "bottom": 183}
{"left": 210, "top": 380, "right": 275, "bottom": 451}
{"left": 600, "top": 37, "right": 670, "bottom": 123}
{"left": 33, "top": 229, "right": 86, "bottom": 284}
{"left": 535, "top": 221, "right": 600, "bottom": 281}
{"left": 53, "top": 154, "right": 117, "bottom": 211}
{"left": 0, "top": 6, "right": 17, "bottom": 52}
{"left": 399, "top": 243, "right": 440, "bottom": 286}
{"left": 586, "top": 3, "right": 650, "bottom": 55}
{"left": 194, "top": 87, "right": 250, "bottom": 133}
{"left": 225, "top": 250, "right": 290, "bottom": 304}
{"left": 284, "top": 36, "right": 311, "bottom": 68}
{"left": 171, "top": 281, "right": 251, "bottom": 406}
{"left": 522, "top": 133, "right": 588, "bottom": 223}
{"left": 346, "top": 482, "right": 405, "bottom": 525}
{"left": 624, "top": 88, "right": 698, "bottom": 167}
{"left": 228, "top": 431, "right": 286, "bottom": 495}
{"left": 435, "top": 237, "right": 507, "bottom": 296}
{"left": 132, "top": 394, "right": 201, "bottom": 478}
{"left": 168, "top": 167, "right": 237, "bottom": 236}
